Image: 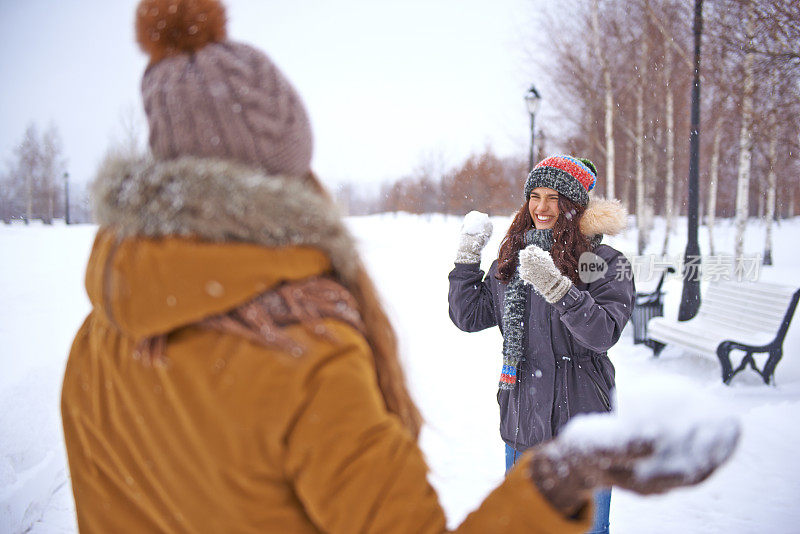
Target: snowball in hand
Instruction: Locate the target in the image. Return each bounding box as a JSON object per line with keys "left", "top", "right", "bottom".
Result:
{"left": 461, "top": 211, "right": 492, "bottom": 236}
{"left": 557, "top": 381, "right": 740, "bottom": 489}
{"left": 455, "top": 211, "right": 493, "bottom": 264}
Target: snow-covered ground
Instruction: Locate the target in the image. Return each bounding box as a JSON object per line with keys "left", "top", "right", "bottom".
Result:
{"left": 2, "top": 214, "right": 799, "bottom": 533}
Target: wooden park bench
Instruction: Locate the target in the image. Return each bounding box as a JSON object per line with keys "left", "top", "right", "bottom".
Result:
{"left": 647, "top": 280, "right": 800, "bottom": 385}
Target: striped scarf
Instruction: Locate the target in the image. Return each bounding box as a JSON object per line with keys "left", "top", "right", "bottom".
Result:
{"left": 499, "top": 228, "right": 553, "bottom": 390}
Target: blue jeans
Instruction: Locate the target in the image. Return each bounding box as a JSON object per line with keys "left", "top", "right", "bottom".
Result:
{"left": 505, "top": 443, "right": 611, "bottom": 533}
{"left": 504, "top": 442, "right": 521, "bottom": 472}
{"left": 590, "top": 487, "right": 611, "bottom": 534}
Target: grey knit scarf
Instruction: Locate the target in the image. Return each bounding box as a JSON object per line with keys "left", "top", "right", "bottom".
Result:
{"left": 499, "top": 228, "right": 553, "bottom": 390}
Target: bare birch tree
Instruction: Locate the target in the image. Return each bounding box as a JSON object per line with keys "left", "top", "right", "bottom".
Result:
{"left": 1, "top": 122, "right": 67, "bottom": 224}
{"left": 707, "top": 124, "right": 722, "bottom": 255}
{"left": 762, "top": 128, "right": 777, "bottom": 265}
{"left": 40, "top": 124, "right": 65, "bottom": 224}
{"left": 591, "top": 0, "right": 616, "bottom": 201}
{"left": 18, "top": 124, "right": 39, "bottom": 224}
{"left": 635, "top": 26, "right": 650, "bottom": 255}
{"left": 662, "top": 44, "right": 676, "bottom": 255}
{"left": 733, "top": 1, "right": 755, "bottom": 260}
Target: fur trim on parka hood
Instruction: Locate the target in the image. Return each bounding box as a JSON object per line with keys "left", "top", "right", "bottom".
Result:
{"left": 87, "top": 154, "right": 362, "bottom": 339}
{"left": 579, "top": 197, "right": 627, "bottom": 238}
{"left": 92, "top": 154, "right": 360, "bottom": 283}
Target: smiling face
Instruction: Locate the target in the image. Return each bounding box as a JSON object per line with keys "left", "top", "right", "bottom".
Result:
{"left": 528, "top": 187, "right": 560, "bottom": 229}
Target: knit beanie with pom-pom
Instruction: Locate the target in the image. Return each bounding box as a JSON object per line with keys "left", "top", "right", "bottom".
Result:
{"left": 135, "top": 0, "right": 312, "bottom": 177}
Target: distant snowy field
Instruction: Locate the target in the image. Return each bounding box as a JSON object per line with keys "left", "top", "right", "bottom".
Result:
{"left": 2, "top": 214, "right": 799, "bottom": 533}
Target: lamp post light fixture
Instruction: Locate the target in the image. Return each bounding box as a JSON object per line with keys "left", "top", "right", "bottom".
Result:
{"left": 525, "top": 85, "right": 542, "bottom": 172}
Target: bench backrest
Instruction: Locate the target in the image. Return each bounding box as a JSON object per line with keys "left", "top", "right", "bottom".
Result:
{"left": 698, "top": 280, "right": 799, "bottom": 335}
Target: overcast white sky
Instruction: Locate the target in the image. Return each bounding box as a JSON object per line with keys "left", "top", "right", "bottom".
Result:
{"left": 1, "top": 0, "right": 560, "bottom": 190}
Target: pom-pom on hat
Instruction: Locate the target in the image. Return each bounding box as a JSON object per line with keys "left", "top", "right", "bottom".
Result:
{"left": 136, "top": 0, "right": 227, "bottom": 64}
{"left": 524, "top": 155, "right": 597, "bottom": 207}
{"left": 135, "top": 0, "right": 313, "bottom": 177}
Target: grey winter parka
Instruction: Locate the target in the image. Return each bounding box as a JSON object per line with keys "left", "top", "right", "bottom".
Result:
{"left": 448, "top": 208, "right": 635, "bottom": 452}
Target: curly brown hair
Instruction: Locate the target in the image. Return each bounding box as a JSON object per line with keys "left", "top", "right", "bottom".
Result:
{"left": 496, "top": 195, "right": 593, "bottom": 285}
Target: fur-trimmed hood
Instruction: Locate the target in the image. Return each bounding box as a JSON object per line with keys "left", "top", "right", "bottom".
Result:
{"left": 87, "top": 154, "right": 361, "bottom": 338}
{"left": 579, "top": 197, "right": 627, "bottom": 238}
{"left": 92, "top": 154, "right": 359, "bottom": 283}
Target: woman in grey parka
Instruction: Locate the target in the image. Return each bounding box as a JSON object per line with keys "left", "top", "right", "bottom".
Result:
{"left": 448, "top": 155, "right": 634, "bottom": 534}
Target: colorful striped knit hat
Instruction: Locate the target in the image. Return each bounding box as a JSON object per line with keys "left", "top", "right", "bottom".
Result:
{"left": 524, "top": 155, "right": 597, "bottom": 206}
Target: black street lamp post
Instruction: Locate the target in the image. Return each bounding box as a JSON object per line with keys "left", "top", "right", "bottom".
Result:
{"left": 525, "top": 85, "right": 542, "bottom": 173}
{"left": 678, "top": 0, "right": 703, "bottom": 321}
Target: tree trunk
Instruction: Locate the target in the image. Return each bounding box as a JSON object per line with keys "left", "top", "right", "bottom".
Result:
{"left": 707, "top": 125, "right": 721, "bottom": 256}
{"left": 662, "top": 46, "right": 675, "bottom": 255}
{"left": 635, "top": 34, "right": 648, "bottom": 255}
{"left": 604, "top": 74, "right": 615, "bottom": 200}
{"left": 646, "top": 137, "right": 657, "bottom": 234}
{"left": 734, "top": 3, "right": 755, "bottom": 260}
{"left": 622, "top": 145, "right": 633, "bottom": 213}
{"left": 46, "top": 186, "right": 54, "bottom": 225}
{"left": 591, "top": 0, "right": 616, "bottom": 201}
{"left": 763, "top": 121, "right": 778, "bottom": 265}
{"left": 25, "top": 171, "right": 33, "bottom": 224}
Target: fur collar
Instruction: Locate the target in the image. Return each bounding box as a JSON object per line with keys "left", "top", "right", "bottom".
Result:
{"left": 91, "top": 154, "right": 359, "bottom": 283}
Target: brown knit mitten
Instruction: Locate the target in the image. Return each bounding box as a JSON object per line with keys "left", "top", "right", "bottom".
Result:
{"left": 530, "top": 416, "right": 740, "bottom": 515}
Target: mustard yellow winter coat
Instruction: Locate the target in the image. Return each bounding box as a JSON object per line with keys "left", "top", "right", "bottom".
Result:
{"left": 61, "top": 156, "right": 592, "bottom": 533}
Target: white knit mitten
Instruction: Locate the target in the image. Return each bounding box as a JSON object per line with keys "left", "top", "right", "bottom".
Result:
{"left": 518, "top": 244, "right": 573, "bottom": 303}
{"left": 455, "top": 211, "right": 493, "bottom": 264}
